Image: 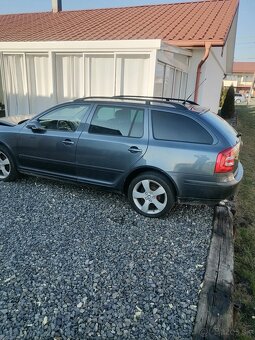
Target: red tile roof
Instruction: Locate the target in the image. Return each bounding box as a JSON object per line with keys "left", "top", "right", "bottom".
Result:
{"left": 233, "top": 62, "right": 255, "bottom": 73}
{"left": 0, "top": 0, "right": 239, "bottom": 47}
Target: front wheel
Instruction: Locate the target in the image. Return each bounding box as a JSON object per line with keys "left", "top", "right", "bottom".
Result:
{"left": 0, "top": 147, "right": 18, "bottom": 182}
{"left": 128, "top": 172, "right": 175, "bottom": 218}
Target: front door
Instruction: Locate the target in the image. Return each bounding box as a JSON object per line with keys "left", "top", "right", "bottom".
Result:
{"left": 18, "top": 103, "right": 91, "bottom": 179}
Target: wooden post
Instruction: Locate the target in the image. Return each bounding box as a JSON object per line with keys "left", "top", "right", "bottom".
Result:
{"left": 193, "top": 205, "right": 234, "bottom": 339}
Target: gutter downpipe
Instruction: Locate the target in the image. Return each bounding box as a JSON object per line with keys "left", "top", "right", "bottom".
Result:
{"left": 194, "top": 42, "right": 212, "bottom": 103}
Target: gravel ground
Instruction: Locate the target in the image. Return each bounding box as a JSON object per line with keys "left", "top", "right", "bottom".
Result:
{"left": 0, "top": 177, "right": 213, "bottom": 339}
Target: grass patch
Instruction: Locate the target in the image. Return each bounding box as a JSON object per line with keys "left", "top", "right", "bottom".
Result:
{"left": 234, "top": 103, "right": 255, "bottom": 338}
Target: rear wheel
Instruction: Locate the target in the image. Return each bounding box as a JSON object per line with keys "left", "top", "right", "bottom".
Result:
{"left": 0, "top": 147, "right": 18, "bottom": 182}
{"left": 128, "top": 172, "right": 175, "bottom": 218}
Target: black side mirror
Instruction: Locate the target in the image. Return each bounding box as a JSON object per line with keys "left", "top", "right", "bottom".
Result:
{"left": 26, "top": 121, "right": 46, "bottom": 133}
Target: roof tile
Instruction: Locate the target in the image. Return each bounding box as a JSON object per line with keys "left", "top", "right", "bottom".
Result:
{"left": 0, "top": 0, "right": 239, "bottom": 46}
{"left": 233, "top": 62, "right": 255, "bottom": 73}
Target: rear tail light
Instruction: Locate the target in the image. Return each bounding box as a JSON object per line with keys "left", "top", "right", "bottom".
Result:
{"left": 214, "top": 144, "right": 240, "bottom": 173}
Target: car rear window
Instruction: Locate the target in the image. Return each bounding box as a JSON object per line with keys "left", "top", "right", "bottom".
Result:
{"left": 152, "top": 110, "right": 213, "bottom": 144}
{"left": 202, "top": 111, "right": 239, "bottom": 145}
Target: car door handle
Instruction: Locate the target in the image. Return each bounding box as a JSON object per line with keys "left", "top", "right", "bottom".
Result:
{"left": 128, "top": 146, "right": 142, "bottom": 153}
{"left": 62, "top": 139, "right": 74, "bottom": 145}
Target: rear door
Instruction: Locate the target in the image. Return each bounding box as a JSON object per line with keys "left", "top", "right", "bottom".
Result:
{"left": 76, "top": 104, "right": 149, "bottom": 187}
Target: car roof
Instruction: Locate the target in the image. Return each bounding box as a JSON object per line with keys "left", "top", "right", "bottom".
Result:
{"left": 73, "top": 96, "right": 210, "bottom": 114}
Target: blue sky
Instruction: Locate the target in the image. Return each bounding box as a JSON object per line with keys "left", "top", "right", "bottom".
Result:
{"left": 0, "top": 0, "right": 254, "bottom": 61}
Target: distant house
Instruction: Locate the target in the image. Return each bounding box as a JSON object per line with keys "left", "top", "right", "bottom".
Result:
{"left": 223, "top": 62, "right": 255, "bottom": 96}
{"left": 0, "top": 0, "right": 239, "bottom": 116}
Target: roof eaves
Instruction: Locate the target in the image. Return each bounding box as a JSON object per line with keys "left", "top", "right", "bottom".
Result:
{"left": 169, "top": 0, "right": 240, "bottom": 48}
{"left": 167, "top": 39, "right": 225, "bottom": 47}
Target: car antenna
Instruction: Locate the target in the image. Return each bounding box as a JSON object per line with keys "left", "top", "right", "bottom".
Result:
{"left": 184, "top": 78, "right": 207, "bottom": 104}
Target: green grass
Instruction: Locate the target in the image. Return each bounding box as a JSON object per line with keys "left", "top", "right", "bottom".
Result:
{"left": 234, "top": 103, "right": 255, "bottom": 338}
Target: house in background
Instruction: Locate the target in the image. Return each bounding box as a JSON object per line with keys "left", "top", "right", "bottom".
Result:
{"left": 0, "top": 0, "right": 239, "bottom": 116}
{"left": 223, "top": 62, "right": 255, "bottom": 97}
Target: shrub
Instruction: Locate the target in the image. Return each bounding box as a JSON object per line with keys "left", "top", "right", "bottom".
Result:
{"left": 220, "top": 85, "right": 235, "bottom": 119}
{"left": 220, "top": 86, "right": 228, "bottom": 107}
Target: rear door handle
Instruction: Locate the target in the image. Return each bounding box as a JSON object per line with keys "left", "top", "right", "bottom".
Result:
{"left": 128, "top": 146, "right": 142, "bottom": 153}
{"left": 62, "top": 139, "right": 74, "bottom": 145}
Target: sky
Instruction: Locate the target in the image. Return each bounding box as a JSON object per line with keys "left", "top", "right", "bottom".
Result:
{"left": 0, "top": 0, "right": 254, "bottom": 61}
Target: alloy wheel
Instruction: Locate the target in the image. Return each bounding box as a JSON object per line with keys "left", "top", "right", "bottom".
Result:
{"left": 132, "top": 179, "right": 167, "bottom": 215}
{"left": 0, "top": 151, "right": 11, "bottom": 179}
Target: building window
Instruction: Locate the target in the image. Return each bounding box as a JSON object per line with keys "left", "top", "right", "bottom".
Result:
{"left": 154, "top": 62, "right": 188, "bottom": 99}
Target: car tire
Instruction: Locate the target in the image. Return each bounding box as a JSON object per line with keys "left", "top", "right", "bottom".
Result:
{"left": 128, "top": 172, "right": 175, "bottom": 218}
{"left": 0, "top": 146, "right": 18, "bottom": 182}
{"left": 236, "top": 99, "right": 241, "bottom": 104}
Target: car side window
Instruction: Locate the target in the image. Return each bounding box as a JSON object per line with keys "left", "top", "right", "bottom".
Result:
{"left": 89, "top": 106, "right": 144, "bottom": 138}
{"left": 152, "top": 110, "right": 213, "bottom": 144}
{"left": 38, "top": 105, "right": 90, "bottom": 132}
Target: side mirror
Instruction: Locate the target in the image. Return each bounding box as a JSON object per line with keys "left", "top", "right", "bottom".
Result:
{"left": 26, "top": 121, "right": 46, "bottom": 133}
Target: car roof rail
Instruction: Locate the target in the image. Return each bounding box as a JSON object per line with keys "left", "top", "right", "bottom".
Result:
{"left": 113, "top": 95, "right": 198, "bottom": 106}
{"left": 73, "top": 95, "right": 198, "bottom": 109}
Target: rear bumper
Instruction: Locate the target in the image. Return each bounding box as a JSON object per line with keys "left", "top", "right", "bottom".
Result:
{"left": 177, "top": 163, "right": 244, "bottom": 204}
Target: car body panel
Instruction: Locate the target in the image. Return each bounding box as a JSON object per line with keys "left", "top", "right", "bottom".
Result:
{"left": 0, "top": 114, "right": 34, "bottom": 126}
{"left": 17, "top": 127, "right": 80, "bottom": 178}
{"left": 0, "top": 98, "right": 243, "bottom": 208}
{"left": 235, "top": 93, "right": 246, "bottom": 103}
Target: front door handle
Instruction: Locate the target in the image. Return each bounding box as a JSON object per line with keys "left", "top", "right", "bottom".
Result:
{"left": 128, "top": 146, "right": 142, "bottom": 153}
{"left": 62, "top": 139, "right": 74, "bottom": 145}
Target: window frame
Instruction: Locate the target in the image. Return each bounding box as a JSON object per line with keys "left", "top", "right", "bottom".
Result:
{"left": 88, "top": 104, "right": 145, "bottom": 138}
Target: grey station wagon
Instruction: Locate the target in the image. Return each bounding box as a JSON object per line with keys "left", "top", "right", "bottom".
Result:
{"left": 0, "top": 96, "right": 243, "bottom": 217}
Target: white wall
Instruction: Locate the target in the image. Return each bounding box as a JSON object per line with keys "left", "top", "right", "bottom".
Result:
{"left": 0, "top": 52, "right": 154, "bottom": 116}
{"left": 199, "top": 47, "right": 226, "bottom": 113}
{"left": 0, "top": 38, "right": 232, "bottom": 116}
{"left": 186, "top": 47, "right": 227, "bottom": 113}
{"left": 186, "top": 49, "right": 203, "bottom": 101}
{"left": 0, "top": 69, "right": 4, "bottom": 105}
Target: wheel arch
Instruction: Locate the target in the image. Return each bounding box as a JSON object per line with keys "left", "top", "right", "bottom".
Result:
{"left": 0, "top": 142, "right": 18, "bottom": 165}
{"left": 122, "top": 166, "right": 179, "bottom": 198}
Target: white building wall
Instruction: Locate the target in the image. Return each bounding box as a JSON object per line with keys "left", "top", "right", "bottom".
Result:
{"left": 0, "top": 40, "right": 160, "bottom": 116}
{"left": 0, "top": 39, "right": 232, "bottom": 116}
{"left": 186, "top": 49, "right": 203, "bottom": 102}
{"left": 186, "top": 47, "right": 227, "bottom": 113}
{"left": 223, "top": 79, "right": 238, "bottom": 87}
{"left": 199, "top": 47, "right": 226, "bottom": 113}
{"left": 0, "top": 52, "right": 154, "bottom": 116}
{"left": 0, "top": 75, "right": 4, "bottom": 108}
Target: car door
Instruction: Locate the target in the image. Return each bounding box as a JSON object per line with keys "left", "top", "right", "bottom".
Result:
{"left": 18, "top": 103, "right": 91, "bottom": 179}
{"left": 76, "top": 104, "right": 149, "bottom": 187}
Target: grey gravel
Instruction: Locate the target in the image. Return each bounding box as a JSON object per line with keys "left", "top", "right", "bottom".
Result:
{"left": 0, "top": 177, "right": 213, "bottom": 339}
